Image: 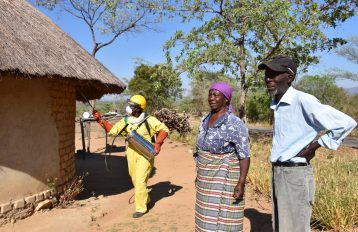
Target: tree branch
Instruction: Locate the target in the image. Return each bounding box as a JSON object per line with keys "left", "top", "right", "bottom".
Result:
{"left": 263, "top": 35, "right": 285, "bottom": 60}
{"left": 97, "top": 13, "right": 147, "bottom": 51}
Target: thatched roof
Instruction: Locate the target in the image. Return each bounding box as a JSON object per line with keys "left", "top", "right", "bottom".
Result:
{"left": 0, "top": 0, "right": 126, "bottom": 101}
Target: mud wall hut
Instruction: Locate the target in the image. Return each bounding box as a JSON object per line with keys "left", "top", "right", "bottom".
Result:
{"left": 0, "top": 0, "right": 126, "bottom": 219}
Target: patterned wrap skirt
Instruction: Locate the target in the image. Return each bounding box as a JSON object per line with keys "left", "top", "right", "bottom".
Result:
{"left": 195, "top": 150, "right": 244, "bottom": 232}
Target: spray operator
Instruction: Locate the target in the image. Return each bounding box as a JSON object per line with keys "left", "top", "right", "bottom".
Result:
{"left": 93, "top": 94, "right": 169, "bottom": 218}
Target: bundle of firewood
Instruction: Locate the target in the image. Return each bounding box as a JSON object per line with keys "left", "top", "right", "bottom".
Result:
{"left": 154, "top": 108, "right": 192, "bottom": 135}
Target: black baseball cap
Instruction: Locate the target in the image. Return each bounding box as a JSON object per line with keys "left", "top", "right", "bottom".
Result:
{"left": 258, "top": 55, "right": 297, "bottom": 75}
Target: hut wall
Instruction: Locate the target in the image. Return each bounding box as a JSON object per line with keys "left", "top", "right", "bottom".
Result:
{"left": 48, "top": 79, "right": 76, "bottom": 193}
{"left": 0, "top": 75, "right": 75, "bottom": 218}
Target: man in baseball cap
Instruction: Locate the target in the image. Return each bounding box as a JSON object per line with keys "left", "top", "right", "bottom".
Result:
{"left": 258, "top": 55, "right": 297, "bottom": 99}
{"left": 258, "top": 55, "right": 297, "bottom": 76}
{"left": 258, "top": 55, "right": 357, "bottom": 232}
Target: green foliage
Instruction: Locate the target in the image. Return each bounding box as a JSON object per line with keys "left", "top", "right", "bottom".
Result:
{"left": 294, "top": 75, "right": 348, "bottom": 110}
{"left": 101, "top": 102, "right": 112, "bottom": 113}
{"left": 76, "top": 101, "right": 88, "bottom": 117}
{"left": 246, "top": 90, "right": 273, "bottom": 123}
{"left": 189, "top": 71, "right": 220, "bottom": 116}
{"left": 193, "top": 71, "right": 239, "bottom": 115}
{"left": 128, "top": 63, "right": 183, "bottom": 113}
{"left": 346, "top": 94, "right": 358, "bottom": 116}
{"left": 112, "top": 96, "right": 128, "bottom": 115}
{"left": 176, "top": 71, "right": 240, "bottom": 116}
{"left": 164, "top": 0, "right": 358, "bottom": 118}
{"left": 169, "top": 124, "right": 199, "bottom": 147}
{"left": 176, "top": 95, "right": 196, "bottom": 114}
{"left": 76, "top": 100, "right": 126, "bottom": 117}
{"left": 59, "top": 173, "right": 88, "bottom": 208}
{"left": 344, "top": 94, "right": 358, "bottom": 137}
{"left": 47, "top": 177, "right": 58, "bottom": 193}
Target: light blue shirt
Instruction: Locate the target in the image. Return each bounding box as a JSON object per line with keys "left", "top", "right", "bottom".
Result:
{"left": 270, "top": 87, "right": 357, "bottom": 163}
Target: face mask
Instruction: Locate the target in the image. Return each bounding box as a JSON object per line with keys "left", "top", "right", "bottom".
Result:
{"left": 125, "top": 105, "right": 133, "bottom": 115}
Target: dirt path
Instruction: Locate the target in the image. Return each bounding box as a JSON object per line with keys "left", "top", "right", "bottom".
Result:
{"left": 0, "top": 125, "right": 272, "bottom": 232}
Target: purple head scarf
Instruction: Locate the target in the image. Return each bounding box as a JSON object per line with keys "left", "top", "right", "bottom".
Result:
{"left": 209, "top": 82, "right": 234, "bottom": 112}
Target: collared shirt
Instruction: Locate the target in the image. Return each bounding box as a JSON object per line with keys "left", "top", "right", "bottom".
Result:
{"left": 196, "top": 111, "right": 250, "bottom": 159}
{"left": 270, "top": 87, "right": 357, "bottom": 163}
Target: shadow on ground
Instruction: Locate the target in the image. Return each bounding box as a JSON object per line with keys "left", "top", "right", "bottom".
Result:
{"left": 147, "top": 181, "right": 183, "bottom": 211}
{"left": 244, "top": 208, "right": 273, "bottom": 232}
{"left": 75, "top": 147, "right": 133, "bottom": 199}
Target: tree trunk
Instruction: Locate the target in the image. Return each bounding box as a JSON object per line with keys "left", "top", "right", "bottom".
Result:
{"left": 85, "top": 48, "right": 98, "bottom": 153}
{"left": 237, "top": 37, "right": 248, "bottom": 122}
{"left": 238, "top": 82, "right": 248, "bottom": 122}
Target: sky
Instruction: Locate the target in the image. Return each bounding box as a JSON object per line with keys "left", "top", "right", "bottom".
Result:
{"left": 34, "top": 3, "right": 358, "bottom": 101}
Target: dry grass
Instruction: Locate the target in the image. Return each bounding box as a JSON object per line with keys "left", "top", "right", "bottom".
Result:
{"left": 311, "top": 146, "right": 358, "bottom": 231}
{"left": 350, "top": 128, "right": 358, "bottom": 138}
{"left": 246, "top": 137, "right": 272, "bottom": 199}
{"left": 247, "top": 139, "right": 358, "bottom": 231}
{"left": 248, "top": 121, "right": 272, "bottom": 128}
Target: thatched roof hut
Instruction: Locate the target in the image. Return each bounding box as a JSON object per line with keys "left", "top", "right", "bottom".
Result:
{"left": 0, "top": 0, "right": 126, "bottom": 221}
{"left": 0, "top": 0, "right": 126, "bottom": 100}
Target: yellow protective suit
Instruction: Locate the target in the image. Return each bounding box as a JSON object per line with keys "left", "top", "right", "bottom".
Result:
{"left": 108, "top": 114, "right": 169, "bottom": 213}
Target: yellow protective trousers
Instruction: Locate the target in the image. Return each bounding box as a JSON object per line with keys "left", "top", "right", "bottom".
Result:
{"left": 126, "top": 146, "right": 154, "bottom": 213}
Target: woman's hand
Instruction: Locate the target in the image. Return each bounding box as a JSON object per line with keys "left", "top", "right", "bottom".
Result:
{"left": 234, "top": 157, "right": 250, "bottom": 201}
{"left": 233, "top": 181, "right": 245, "bottom": 200}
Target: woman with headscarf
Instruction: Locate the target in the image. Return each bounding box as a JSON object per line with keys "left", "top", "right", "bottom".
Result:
{"left": 194, "top": 82, "right": 250, "bottom": 231}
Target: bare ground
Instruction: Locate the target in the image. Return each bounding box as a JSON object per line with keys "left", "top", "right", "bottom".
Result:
{"left": 0, "top": 124, "right": 272, "bottom": 232}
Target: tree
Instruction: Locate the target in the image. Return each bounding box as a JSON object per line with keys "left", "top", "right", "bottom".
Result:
{"left": 295, "top": 75, "right": 348, "bottom": 110}
{"left": 164, "top": 0, "right": 357, "bottom": 120}
{"left": 337, "top": 36, "right": 358, "bottom": 64}
{"left": 334, "top": 36, "right": 358, "bottom": 81}
{"left": 36, "top": 0, "right": 163, "bottom": 56}
{"left": 128, "top": 63, "right": 183, "bottom": 112}
{"left": 246, "top": 90, "right": 273, "bottom": 123}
